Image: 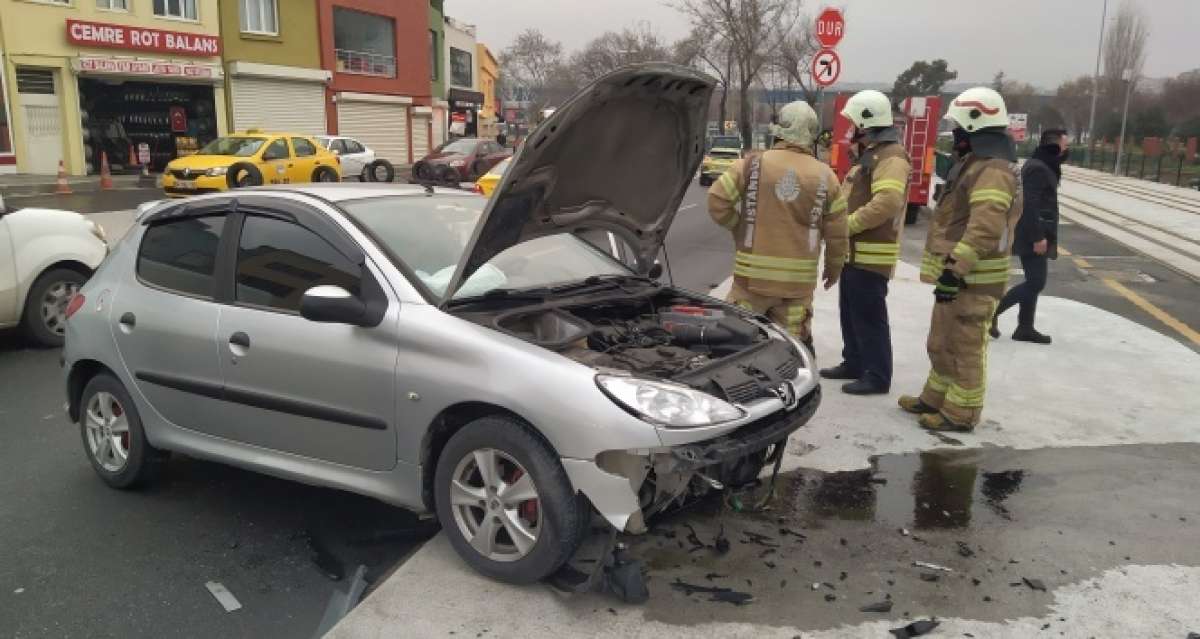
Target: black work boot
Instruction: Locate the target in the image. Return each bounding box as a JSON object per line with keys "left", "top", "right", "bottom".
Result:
{"left": 1011, "top": 327, "right": 1052, "bottom": 344}
{"left": 842, "top": 378, "right": 889, "bottom": 395}
{"left": 820, "top": 362, "right": 861, "bottom": 380}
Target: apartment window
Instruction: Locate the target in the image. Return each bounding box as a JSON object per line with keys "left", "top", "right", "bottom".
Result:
{"left": 97, "top": 0, "right": 129, "bottom": 9}
{"left": 154, "top": 0, "right": 198, "bottom": 20}
{"left": 333, "top": 8, "right": 397, "bottom": 78}
{"left": 239, "top": 0, "right": 277, "bottom": 34}
{"left": 450, "top": 47, "right": 472, "bottom": 88}
{"left": 429, "top": 31, "right": 439, "bottom": 81}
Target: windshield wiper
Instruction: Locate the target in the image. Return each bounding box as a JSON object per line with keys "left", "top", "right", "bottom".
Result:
{"left": 548, "top": 274, "right": 657, "bottom": 296}
{"left": 446, "top": 287, "right": 551, "bottom": 306}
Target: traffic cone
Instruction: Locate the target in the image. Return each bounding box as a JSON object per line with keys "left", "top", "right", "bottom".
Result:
{"left": 55, "top": 160, "right": 72, "bottom": 195}
{"left": 99, "top": 151, "right": 114, "bottom": 190}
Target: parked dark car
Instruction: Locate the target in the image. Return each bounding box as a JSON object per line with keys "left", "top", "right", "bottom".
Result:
{"left": 412, "top": 138, "right": 511, "bottom": 185}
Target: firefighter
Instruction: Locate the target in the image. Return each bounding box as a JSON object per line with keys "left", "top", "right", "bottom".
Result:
{"left": 707, "top": 100, "right": 848, "bottom": 351}
{"left": 820, "top": 90, "right": 912, "bottom": 395}
{"left": 898, "top": 87, "right": 1022, "bottom": 432}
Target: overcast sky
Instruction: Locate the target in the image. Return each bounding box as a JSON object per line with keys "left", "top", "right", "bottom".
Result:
{"left": 446, "top": 0, "right": 1198, "bottom": 90}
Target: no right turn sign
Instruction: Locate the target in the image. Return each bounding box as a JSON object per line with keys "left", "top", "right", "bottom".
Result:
{"left": 812, "top": 49, "right": 842, "bottom": 87}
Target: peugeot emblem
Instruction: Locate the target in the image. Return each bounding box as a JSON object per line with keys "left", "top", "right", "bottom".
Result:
{"left": 773, "top": 381, "right": 800, "bottom": 411}
{"left": 183, "top": 169, "right": 192, "bottom": 178}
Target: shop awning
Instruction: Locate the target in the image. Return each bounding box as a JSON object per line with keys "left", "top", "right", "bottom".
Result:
{"left": 448, "top": 88, "right": 484, "bottom": 108}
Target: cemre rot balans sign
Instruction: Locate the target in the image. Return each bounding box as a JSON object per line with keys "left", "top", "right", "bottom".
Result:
{"left": 66, "top": 19, "right": 220, "bottom": 57}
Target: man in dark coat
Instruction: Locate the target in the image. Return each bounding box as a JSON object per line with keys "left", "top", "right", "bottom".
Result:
{"left": 991, "top": 129, "right": 1068, "bottom": 344}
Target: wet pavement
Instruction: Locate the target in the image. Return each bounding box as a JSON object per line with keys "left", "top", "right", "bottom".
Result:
{"left": 629, "top": 443, "right": 1200, "bottom": 632}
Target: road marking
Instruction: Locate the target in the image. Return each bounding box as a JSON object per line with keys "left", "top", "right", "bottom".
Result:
{"left": 1101, "top": 277, "right": 1200, "bottom": 346}
{"left": 1058, "top": 246, "right": 1073, "bottom": 256}
{"left": 678, "top": 203, "right": 698, "bottom": 211}
{"left": 1074, "top": 257, "right": 1093, "bottom": 268}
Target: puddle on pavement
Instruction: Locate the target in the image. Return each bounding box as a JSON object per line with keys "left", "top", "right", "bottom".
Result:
{"left": 631, "top": 443, "right": 1200, "bottom": 632}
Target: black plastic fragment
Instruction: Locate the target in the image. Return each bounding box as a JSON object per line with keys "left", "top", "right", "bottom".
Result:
{"left": 889, "top": 618, "right": 940, "bottom": 638}
{"left": 1023, "top": 577, "right": 1047, "bottom": 591}
{"left": 714, "top": 526, "right": 731, "bottom": 554}
{"left": 710, "top": 591, "right": 754, "bottom": 606}
{"left": 920, "top": 572, "right": 940, "bottom": 583}
{"left": 957, "top": 541, "right": 975, "bottom": 557}
{"left": 860, "top": 600, "right": 894, "bottom": 613}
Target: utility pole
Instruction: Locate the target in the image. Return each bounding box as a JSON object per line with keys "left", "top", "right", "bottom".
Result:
{"left": 1085, "top": 0, "right": 1108, "bottom": 163}
{"left": 1114, "top": 69, "right": 1135, "bottom": 175}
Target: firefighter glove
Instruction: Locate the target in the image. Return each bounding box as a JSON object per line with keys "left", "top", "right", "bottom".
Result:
{"left": 934, "top": 268, "right": 965, "bottom": 303}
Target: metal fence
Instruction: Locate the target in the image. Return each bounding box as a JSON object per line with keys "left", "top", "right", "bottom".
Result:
{"left": 1069, "top": 145, "right": 1200, "bottom": 190}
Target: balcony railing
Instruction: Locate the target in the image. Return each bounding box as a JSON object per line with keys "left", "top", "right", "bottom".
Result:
{"left": 335, "top": 49, "right": 397, "bottom": 78}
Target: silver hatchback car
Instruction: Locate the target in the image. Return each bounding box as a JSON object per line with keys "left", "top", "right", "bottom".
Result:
{"left": 63, "top": 64, "right": 820, "bottom": 584}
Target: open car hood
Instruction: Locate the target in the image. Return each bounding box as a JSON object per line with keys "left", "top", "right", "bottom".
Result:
{"left": 441, "top": 63, "right": 715, "bottom": 302}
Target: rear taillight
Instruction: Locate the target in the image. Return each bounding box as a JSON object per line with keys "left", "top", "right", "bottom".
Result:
{"left": 65, "top": 294, "right": 86, "bottom": 320}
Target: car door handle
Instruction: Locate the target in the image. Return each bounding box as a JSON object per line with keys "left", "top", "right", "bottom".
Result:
{"left": 119, "top": 312, "right": 136, "bottom": 328}
{"left": 229, "top": 332, "right": 250, "bottom": 349}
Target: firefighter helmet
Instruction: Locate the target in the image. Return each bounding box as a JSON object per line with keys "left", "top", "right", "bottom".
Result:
{"left": 771, "top": 100, "right": 819, "bottom": 147}
{"left": 841, "top": 90, "right": 893, "bottom": 129}
{"left": 944, "top": 87, "right": 1009, "bottom": 132}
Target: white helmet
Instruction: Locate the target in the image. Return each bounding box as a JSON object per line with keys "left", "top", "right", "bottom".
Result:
{"left": 944, "top": 87, "right": 1009, "bottom": 132}
{"left": 771, "top": 100, "right": 819, "bottom": 147}
{"left": 841, "top": 90, "right": 893, "bottom": 129}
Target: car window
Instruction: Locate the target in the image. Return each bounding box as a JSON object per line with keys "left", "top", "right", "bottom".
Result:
{"left": 346, "top": 140, "right": 366, "bottom": 154}
{"left": 235, "top": 215, "right": 362, "bottom": 313}
{"left": 291, "top": 138, "right": 317, "bottom": 158}
{"left": 330, "top": 139, "right": 348, "bottom": 154}
{"left": 198, "top": 136, "right": 267, "bottom": 157}
{"left": 262, "top": 139, "right": 289, "bottom": 161}
{"left": 137, "top": 215, "right": 225, "bottom": 298}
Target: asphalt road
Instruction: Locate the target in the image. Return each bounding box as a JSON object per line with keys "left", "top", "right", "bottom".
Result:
{"left": 2, "top": 180, "right": 1199, "bottom": 638}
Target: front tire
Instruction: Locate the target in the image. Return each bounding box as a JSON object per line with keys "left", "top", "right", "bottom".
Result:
{"left": 434, "top": 416, "right": 587, "bottom": 584}
{"left": 312, "top": 166, "right": 339, "bottom": 183}
{"left": 22, "top": 268, "right": 86, "bottom": 347}
{"left": 79, "top": 373, "right": 167, "bottom": 489}
{"left": 367, "top": 159, "right": 395, "bottom": 183}
{"left": 227, "top": 162, "right": 263, "bottom": 188}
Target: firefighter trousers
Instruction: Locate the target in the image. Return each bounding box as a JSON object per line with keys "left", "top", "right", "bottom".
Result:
{"left": 919, "top": 292, "right": 997, "bottom": 427}
{"left": 728, "top": 281, "right": 814, "bottom": 346}
{"left": 838, "top": 265, "right": 893, "bottom": 388}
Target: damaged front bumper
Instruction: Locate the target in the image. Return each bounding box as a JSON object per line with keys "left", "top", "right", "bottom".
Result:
{"left": 562, "top": 385, "right": 821, "bottom": 534}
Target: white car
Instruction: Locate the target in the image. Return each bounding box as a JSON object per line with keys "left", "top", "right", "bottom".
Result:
{"left": 0, "top": 196, "right": 108, "bottom": 346}
{"left": 316, "top": 136, "right": 395, "bottom": 183}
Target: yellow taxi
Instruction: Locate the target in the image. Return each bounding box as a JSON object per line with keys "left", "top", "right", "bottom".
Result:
{"left": 698, "top": 135, "right": 743, "bottom": 187}
{"left": 161, "top": 131, "right": 342, "bottom": 198}
{"left": 473, "top": 157, "right": 511, "bottom": 197}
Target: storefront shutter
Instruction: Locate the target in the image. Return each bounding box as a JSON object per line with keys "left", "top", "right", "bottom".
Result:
{"left": 411, "top": 114, "right": 431, "bottom": 159}
{"left": 230, "top": 77, "right": 327, "bottom": 136}
{"left": 337, "top": 100, "right": 409, "bottom": 165}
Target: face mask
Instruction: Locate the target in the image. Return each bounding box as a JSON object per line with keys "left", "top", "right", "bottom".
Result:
{"left": 952, "top": 128, "right": 971, "bottom": 154}
{"left": 1060, "top": 147, "right": 1071, "bottom": 161}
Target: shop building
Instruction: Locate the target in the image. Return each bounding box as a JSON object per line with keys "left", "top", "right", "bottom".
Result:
{"left": 317, "top": 0, "right": 432, "bottom": 167}
{"left": 427, "top": 0, "right": 446, "bottom": 154}
{"left": 0, "top": 0, "right": 227, "bottom": 175}
{"left": 443, "top": 15, "right": 481, "bottom": 141}
{"left": 475, "top": 43, "right": 499, "bottom": 140}
{"left": 218, "top": 0, "right": 330, "bottom": 136}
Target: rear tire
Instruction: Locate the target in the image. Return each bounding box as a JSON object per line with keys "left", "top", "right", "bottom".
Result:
{"left": 367, "top": 159, "right": 395, "bottom": 183}
{"left": 312, "top": 166, "right": 339, "bottom": 183}
{"left": 434, "top": 416, "right": 586, "bottom": 584}
{"left": 227, "top": 163, "right": 262, "bottom": 188}
{"left": 22, "top": 268, "right": 87, "bottom": 347}
{"left": 79, "top": 373, "right": 167, "bottom": 489}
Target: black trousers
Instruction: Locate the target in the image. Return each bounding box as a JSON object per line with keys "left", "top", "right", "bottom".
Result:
{"left": 838, "top": 265, "right": 892, "bottom": 387}
{"left": 996, "top": 253, "right": 1048, "bottom": 329}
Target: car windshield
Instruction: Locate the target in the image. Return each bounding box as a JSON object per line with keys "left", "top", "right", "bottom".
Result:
{"left": 198, "top": 136, "right": 267, "bottom": 157}
{"left": 340, "top": 195, "right": 630, "bottom": 301}
{"left": 439, "top": 139, "right": 479, "bottom": 154}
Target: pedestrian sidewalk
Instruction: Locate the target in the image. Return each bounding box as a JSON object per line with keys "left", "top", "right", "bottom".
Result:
{"left": 328, "top": 262, "right": 1200, "bottom": 638}
{"left": 0, "top": 173, "right": 148, "bottom": 196}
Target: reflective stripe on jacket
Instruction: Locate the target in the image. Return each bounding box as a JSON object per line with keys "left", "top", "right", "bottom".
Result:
{"left": 921, "top": 153, "right": 1022, "bottom": 299}
{"left": 840, "top": 139, "right": 912, "bottom": 278}
{"left": 708, "top": 142, "right": 848, "bottom": 298}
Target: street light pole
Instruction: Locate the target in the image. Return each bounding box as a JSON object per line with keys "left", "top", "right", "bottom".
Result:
{"left": 1114, "top": 69, "right": 1135, "bottom": 175}
{"left": 1085, "top": 0, "right": 1108, "bottom": 163}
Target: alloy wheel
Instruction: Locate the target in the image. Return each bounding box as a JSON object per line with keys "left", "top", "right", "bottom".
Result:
{"left": 85, "top": 391, "right": 130, "bottom": 473}
{"left": 450, "top": 448, "right": 542, "bottom": 562}
{"left": 40, "top": 281, "right": 79, "bottom": 337}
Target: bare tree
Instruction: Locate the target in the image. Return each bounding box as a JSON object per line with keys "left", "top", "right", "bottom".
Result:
{"left": 569, "top": 23, "right": 672, "bottom": 84}
{"left": 675, "top": 26, "right": 737, "bottom": 134}
{"left": 1054, "top": 75, "right": 1096, "bottom": 141}
{"left": 775, "top": 15, "right": 820, "bottom": 104}
{"left": 992, "top": 70, "right": 1037, "bottom": 114}
{"left": 501, "top": 29, "right": 567, "bottom": 122}
{"left": 1101, "top": 2, "right": 1150, "bottom": 111}
{"left": 672, "top": 0, "right": 799, "bottom": 149}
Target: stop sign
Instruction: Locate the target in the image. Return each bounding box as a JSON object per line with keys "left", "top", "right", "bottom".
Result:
{"left": 815, "top": 8, "right": 845, "bottom": 48}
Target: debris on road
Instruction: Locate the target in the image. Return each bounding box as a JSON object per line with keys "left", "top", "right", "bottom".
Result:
{"left": 919, "top": 572, "right": 940, "bottom": 583}
{"left": 957, "top": 541, "right": 975, "bottom": 557}
{"left": 1023, "top": 577, "right": 1048, "bottom": 592}
{"left": 914, "top": 561, "right": 953, "bottom": 572}
{"left": 824, "top": 593, "right": 837, "bottom": 602}
{"left": 741, "top": 531, "right": 781, "bottom": 548}
{"left": 704, "top": 572, "right": 726, "bottom": 581}
{"left": 860, "top": 600, "right": 894, "bottom": 613}
{"left": 670, "top": 579, "right": 753, "bottom": 606}
{"left": 204, "top": 581, "right": 242, "bottom": 613}
{"left": 711, "top": 591, "right": 754, "bottom": 606}
{"left": 779, "top": 527, "right": 807, "bottom": 540}
{"left": 714, "top": 526, "right": 731, "bottom": 554}
{"left": 13, "top": 587, "right": 24, "bottom": 594}
{"left": 889, "top": 618, "right": 940, "bottom": 638}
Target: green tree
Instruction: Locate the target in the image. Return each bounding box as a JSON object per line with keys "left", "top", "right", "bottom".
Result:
{"left": 892, "top": 59, "right": 958, "bottom": 99}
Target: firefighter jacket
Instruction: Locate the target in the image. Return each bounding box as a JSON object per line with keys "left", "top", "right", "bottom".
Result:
{"left": 708, "top": 142, "right": 848, "bottom": 299}
{"left": 839, "top": 131, "right": 912, "bottom": 279}
{"left": 921, "top": 146, "right": 1022, "bottom": 300}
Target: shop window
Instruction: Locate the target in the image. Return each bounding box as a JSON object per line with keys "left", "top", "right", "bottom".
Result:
{"left": 97, "top": 0, "right": 129, "bottom": 10}
{"left": 333, "top": 8, "right": 397, "bottom": 78}
{"left": 450, "top": 48, "right": 472, "bottom": 88}
{"left": 291, "top": 137, "right": 316, "bottom": 157}
{"left": 240, "top": 0, "right": 277, "bottom": 35}
{"left": 154, "top": 0, "right": 198, "bottom": 21}
{"left": 16, "top": 69, "right": 55, "bottom": 95}
{"left": 429, "top": 31, "right": 439, "bottom": 81}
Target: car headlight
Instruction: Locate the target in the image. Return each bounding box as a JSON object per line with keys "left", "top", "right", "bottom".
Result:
{"left": 596, "top": 375, "right": 744, "bottom": 428}
{"left": 205, "top": 167, "right": 228, "bottom": 177}
{"left": 449, "top": 159, "right": 465, "bottom": 168}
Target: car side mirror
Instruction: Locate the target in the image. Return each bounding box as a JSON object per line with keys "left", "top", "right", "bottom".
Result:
{"left": 300, "top": 285, "right": 368, "bottom": 326}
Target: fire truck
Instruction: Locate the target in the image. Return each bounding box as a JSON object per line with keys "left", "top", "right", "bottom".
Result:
{"left": 829, "top": 94, "right": 942, "bottom": 225}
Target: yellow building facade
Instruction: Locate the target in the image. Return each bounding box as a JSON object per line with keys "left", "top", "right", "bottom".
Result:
{"left": 475, "top": 42, "right": 498, "bottom": 139}
{"left": 0, "top": 0, "right": 228, "bottom": 175}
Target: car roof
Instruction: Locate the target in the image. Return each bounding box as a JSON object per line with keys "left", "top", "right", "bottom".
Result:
{"left": 241, "top": 183, "right": 471, "bottom": 203}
